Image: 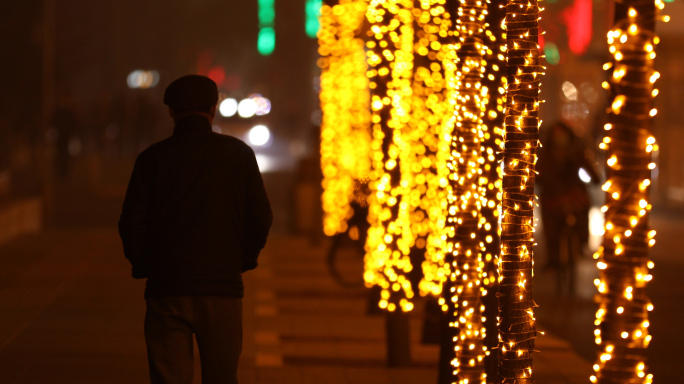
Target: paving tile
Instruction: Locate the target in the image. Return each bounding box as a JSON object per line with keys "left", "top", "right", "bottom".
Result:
{"left": 300, "top": 366, "right": 348, "bottom": 384}
{"left": 255, "top": 353, "right": 284, "bottom": 368}
{"left": 387, "top": 368, "right": 438, "bottom": 384}
{"left": 255, "top": 304, "right": 279, "bottom": 317}
{"left": 254, "top": 331, "right": 281, "bottom": 346}
{"left": 255, "top": 367, "right": 302, "bottom": 383}
{"left": 344, "top": 367, "right": 393, "bottom": 384}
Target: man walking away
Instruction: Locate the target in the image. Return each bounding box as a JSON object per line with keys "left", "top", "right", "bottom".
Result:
{"left": 119, "top": 75, "right": 273, "bottom": 384}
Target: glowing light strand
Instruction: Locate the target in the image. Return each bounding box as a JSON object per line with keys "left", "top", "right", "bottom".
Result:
{"left": 364, "top": 0, "right": 416, "bottom": 313}
{"left": 590, "top": 1, "right": 662, "bottom": 383}
{"left": 480, "top": 1, "right": 507, "bottom": 379}
{"left": 414, "top": 0, "right": 456, "bottom": 299}
{"left": 445, "top": 0, "right": 490, "bottom": 381}
{"left": 498, "top": 0, "right": 542, "bottom": 381}
{"left": 319, "top": 0, "right": 372, "bottom": 237}
{"left": 407, "top": 0, "right": 455, "bottom": 302}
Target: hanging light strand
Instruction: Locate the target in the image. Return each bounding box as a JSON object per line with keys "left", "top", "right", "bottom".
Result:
{"left": 364, "top": 0, "right": 416, "bottom": 313}
{"left": 407, "top": 0, "right": 458, "bottom": 303}
{"left": 591, "top": 1, "right": 663, "bottom": 383}
{"left": 319, "top": 0, "right": 372, "bottom": 237}
{"left": 414, "top": 0, "right": 457, "bottom": 300}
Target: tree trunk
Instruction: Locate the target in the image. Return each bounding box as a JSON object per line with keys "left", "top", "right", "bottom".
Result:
{"left": 498, "top": 0, "right": 541, "bottom": 381}
{"left": 592, "top": 0, "right": 658, "bottom": 382}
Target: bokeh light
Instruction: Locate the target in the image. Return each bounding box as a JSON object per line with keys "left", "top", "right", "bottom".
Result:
{"left": 238, "top": 98, "right": 257, "bottom": 118}
{"left": 219, "top": 98, "right": 238, "bottom": 117}
{"left": 251, "top": 94, "right": 272, "bottom": 116}
{"left": 126, "top": 70, "right": 160, "bottom": 89}
{"left": 248, "top": 125, "right": 271, "bottom": 146}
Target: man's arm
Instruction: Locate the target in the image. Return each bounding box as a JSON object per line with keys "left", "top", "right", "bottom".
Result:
{"left": 118, "top": 155, "right": 151, "bottom": 279}
{"left": 242, "top": 147, "right": 273, "bottom": 272}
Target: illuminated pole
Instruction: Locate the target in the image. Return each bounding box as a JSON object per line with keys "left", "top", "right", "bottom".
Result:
{"left": 591, "top": 0, "right": 662, "bottom": 382}
{"left": 480, "top": 1, "right": 506, "bottom": 381}
{"left": 319, "top": 0, "right": 372, "bottom": 237}
{"left": 364, "top": 0, "right": 415, "bottom": 366}
{"left": 499, "top": 0, "right": 541, "bottom": 381}
{"left": 442, "top": 0, "right": 490, "bottom": 381}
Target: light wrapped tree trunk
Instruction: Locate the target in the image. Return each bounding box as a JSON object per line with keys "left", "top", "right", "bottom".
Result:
{"left": 445, "top": 0, "right": 490, "bottom": 381}
{"left": 480, "top": 1, "right": 507, "bottom": 381}
{"left": 499, "top": 0, "right": 541, "bottom": 381}
{"left": 591, "top": 0, "right": 661, "bottom": 382}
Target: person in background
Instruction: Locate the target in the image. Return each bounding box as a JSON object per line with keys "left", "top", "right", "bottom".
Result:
{"left": 537, "top": 120, "right": 600, "bottom": 272}
{"left": 119, "top": 75, "right": 272, "bottom": 384}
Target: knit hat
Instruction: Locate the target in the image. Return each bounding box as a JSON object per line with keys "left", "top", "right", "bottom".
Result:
{"left": 163, "top": 75, "right": 218, "bottom": 109}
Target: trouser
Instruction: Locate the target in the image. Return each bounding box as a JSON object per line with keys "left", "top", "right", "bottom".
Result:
{"left": 144, "top": 295, "right": 242, "bottom": 384}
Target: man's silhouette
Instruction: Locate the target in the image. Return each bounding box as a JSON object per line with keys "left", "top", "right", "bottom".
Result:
{"left": 537, "top": 121, "right": 599, "bottom": 271}
{"left": 119, "top": 75, "right": 272, "bottom": 384}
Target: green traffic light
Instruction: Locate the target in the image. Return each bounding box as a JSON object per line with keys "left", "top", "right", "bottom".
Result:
{"left": 258, "top": 0, "right": 275, "bottom": 55}
{"left": 305, "top": 0, "right": 322, "bottom": 38}
{"left": 258, "top": 27, "right": 276, "bottom": 56}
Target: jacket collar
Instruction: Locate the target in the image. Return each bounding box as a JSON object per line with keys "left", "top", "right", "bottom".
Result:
{"left": 173, "top": 114, "right": 212, "bottom": 136}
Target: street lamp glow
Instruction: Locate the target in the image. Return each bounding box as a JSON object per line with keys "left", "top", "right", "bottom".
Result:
{"left": 219, "top": 98, "right": 238, "bottom": 117}
{"left": 248, "top": 125, "right": 271, "bottom": 146}
{"left": 127, "top": 70, "right": 159, "bottom": 89}
{"left": 238, "top": 98, "right": 257, "bottom": 118}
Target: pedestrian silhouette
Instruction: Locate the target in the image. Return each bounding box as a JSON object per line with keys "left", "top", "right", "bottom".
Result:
{"left": 119, "top": 75, "right": 273, "bottom": 384}
{"left": 537, "top": 121, "right": 599, "bottom": 289}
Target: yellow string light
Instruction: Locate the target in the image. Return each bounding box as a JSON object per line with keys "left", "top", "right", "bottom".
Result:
{"left": 591, "top": 1, "right": 660, "bottom": 383}
{"left": 444, "top": 0, "right": 490, "bottom": 381}
{"left": 319, "top": 0, "right": 372, "bottom": 237}
{"left": 364, "top": 0, "right": 416, "bottom": 313}
{"left": 499, "top": 0, "right": 542, "bottom": 381}
{"left": 414, "top": 1, "right": 456, "bottom": 300}
{"left": 480, "top": 1, "right": 506, "bottom": 379}
{"left": 480, "top": 13, "right": 506, "bottom": 301}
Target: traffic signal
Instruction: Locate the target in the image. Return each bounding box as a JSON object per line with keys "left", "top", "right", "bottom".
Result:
{"left": 305, "top": 0, "right": 322, "bottom": 38}
{"left": 258, "top": 0, "right": 275, "bottom": 55}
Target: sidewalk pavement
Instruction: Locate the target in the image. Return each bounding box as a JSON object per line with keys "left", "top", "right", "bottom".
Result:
{"left": 0, "top": 226, "right": 592, "bottom": 384}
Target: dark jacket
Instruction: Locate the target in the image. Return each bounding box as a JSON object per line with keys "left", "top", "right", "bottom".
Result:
{"left": 118, "top": 114, "right": 272, "bottom": 299}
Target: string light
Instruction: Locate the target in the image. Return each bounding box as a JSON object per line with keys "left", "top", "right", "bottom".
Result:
{"left": 480, "top": 1, "right": 507, "bottom": 380}
{"left": 443, "top": 0, "right": 491, "bottom": 380}
{"left": 499, "top": 0, "right": 542, "bottom": 381}
{"left": 363, "top": 0, "right": 416, "bottom": 313}
{"left": 409, "top": 1, "right": 454, "bottom": 301}
{"left": 319, "top": 0, "right": 372, "bottom": 237}
{"left": 592, "top": 1, "right": 660, "bottom": 383}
